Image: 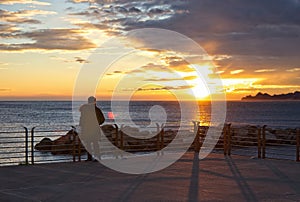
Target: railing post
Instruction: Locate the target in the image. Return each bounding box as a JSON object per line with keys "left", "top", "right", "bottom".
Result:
{"left": 227, "top": 124, "right": 232, "bottom": 156}
{"left": 296, "top": 128, "right": 300, "bottom": 162}
{"left": 223, "top": 124, "right": 228, "bottom": 156}
{"left": 72, "top": 138, "right": 75, "bottom": 162}
{"left": 257, "top": 127, "right": 262, "bottom": 159}
{"left": 24, "top": 127, "right": 29, "bottom": 165}
{"left": 78, "top": 134, "right": 81, "bottom": 162}
{"left": 161, "top": 127, "right": 164, "bottom": 150}
{"left": 72, "top": 131, "right": 76, "bottom": 162}
{"left": 114, "top": 124, "right": 119, "bottom": 147}
{"left": 193, "top": 121, "right": 200, "bottom": 152}
{"left": 120, "top": 130, "right": 124, "bottom": 151}
{"left": 262, "top": 125, "right": 267, "bottom": 159}
{"left": 31, "top": 127, "right": 36, "bottom": 165}
{"left": 156, "top": 123, "right": 160, "bottom": 151}
{"left": 70, "top": 126, "right": 78, "bottom": 162}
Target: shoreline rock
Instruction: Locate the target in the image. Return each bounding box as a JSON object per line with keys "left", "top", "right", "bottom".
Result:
{"left": 35, "top": 129, "right": 86, "bottom": 155}
{"left": 35, "top": 124, "right": 300, "bottom": 155}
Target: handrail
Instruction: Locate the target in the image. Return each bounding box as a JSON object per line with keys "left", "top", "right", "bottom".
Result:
{"left": 1, "top": 123, "right": 300, "bottom": 166}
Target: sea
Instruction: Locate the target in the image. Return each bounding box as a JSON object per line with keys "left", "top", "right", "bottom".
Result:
{"left": 0, "top": 100, "right": 300, "bottom": 165}
{"left": 0, "top": 100, "right": 300, "bottom": 129}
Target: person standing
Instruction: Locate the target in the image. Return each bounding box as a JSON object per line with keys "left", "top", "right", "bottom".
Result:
{"left": 79, "top": 96, "right": 105, "bottom": 161}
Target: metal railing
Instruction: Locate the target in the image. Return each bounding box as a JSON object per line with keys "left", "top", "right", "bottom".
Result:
{"left": 0, "top": 126, "right": 29, "bottom": 166}
{"left": 193, "top": 124, "right": 300, "bottom": 161}
{"left": 0, "top": 123, "right": 300, "bottom": 166}
{"left": 30, "top": 125, "right": 84, "bottom": 164}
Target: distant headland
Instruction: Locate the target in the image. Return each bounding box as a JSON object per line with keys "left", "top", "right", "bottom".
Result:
{"left": 242, "top": 91, "right": 300, "bottom": 100}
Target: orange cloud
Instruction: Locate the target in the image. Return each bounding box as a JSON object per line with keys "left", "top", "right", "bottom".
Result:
{"left": 230, "top": 69, "right": 244, "bottom": 75}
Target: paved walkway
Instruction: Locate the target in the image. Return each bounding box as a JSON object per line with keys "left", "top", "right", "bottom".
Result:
{"left": 0, "top": 152, "right": 300, "bottom": 201}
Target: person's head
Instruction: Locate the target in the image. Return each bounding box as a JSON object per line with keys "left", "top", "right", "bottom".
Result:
{"left": 88, "top": 96, "right": 96, "bottom": 104}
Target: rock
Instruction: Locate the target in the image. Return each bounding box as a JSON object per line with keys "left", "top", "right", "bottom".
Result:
{"left": 35, "top": 129, "right": 85, "bottom": 155}
{"left": 51, "top": 129, "right": 83, "bottom": 155}
{"left": 273, "top": 128, "right": 297, "bottom": 145}
{"left": 34, "top": 138, "right": 53, "bottom": 151}
{"left": 101, "top": 124, "right": 117, "bottom": 134}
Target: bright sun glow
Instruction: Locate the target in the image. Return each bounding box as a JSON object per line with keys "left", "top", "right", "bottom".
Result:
{"left": 191, "top": 79, "right": 210, "bottom": 99}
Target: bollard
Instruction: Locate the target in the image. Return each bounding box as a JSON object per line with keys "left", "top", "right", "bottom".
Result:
{"left": 257, "top": 128, "right": 262, "bottom": 159}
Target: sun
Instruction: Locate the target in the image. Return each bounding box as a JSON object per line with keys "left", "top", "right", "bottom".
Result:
{"left": 191, "top": 78, "right": 210, "bottom": 100}
{"left": 182, "top": 64, "right": 212, "bottom": 100}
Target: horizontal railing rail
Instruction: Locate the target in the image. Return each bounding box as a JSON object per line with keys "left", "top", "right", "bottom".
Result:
{"left": 0, "top": 126, "right": 28, "bottom": 166}
{"left": 0, "top": 123, "right": 299, "bottom": 166}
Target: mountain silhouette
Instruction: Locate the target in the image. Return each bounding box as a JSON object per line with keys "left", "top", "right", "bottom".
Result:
{"left": 242, "top": 91, "right": 300, "bottom": 100}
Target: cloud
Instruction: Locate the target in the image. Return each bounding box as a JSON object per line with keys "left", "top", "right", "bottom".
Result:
{"left": 168, "top": 61, "right": 193, "bottom": 72}
{"left": 68, "top": 0, "right": 188, "bottom": 34}
{"left": 0, "top": 24, "right": 20, "bottom": 37}
{"left": 127, "top": 63, "right": 168, "bottom": 74}
{"left": 106, "top": 70, "right": 123, "bottom": 76}
{"left": 0, "top": 29, "right": 97, "bottom": 51}
{"left": 119, "top": 0, "right": 300, "bottom": 57}
{"left": 0, "top": 0, "right": 50, "bottom": 5}
{"left": 0, "top": 9, "right": 41, "bottom": 24}
{"left": 286, "top": 68, "right": 300, "bottom": 72}
{"left": 75, "top": 57, "right": 89, "bottom": 63}
{"left": 256, "top": 73, "right": 300, "bottom": 86}
{"left": 125, "top": 59, "right": 195, "bottom": 76}
{"left": 0, "top": 9, "right": 56, "bottom": 25}
{"left": 12, "top": 10, "right": 57, "bottom": 17}
{"left": 230, "top": 69, "right": 244, "bottom": 75}
{"left": 163, "top": 57, "right": 195, "bottom": 72}
{"left": 254, "top": 69, "right": 276, "bottom": 73}
{"left": 72, "top": 22, "right": 111, "bottom": 34}
{"left": 0, "top": 88, "right": 11, "bottom": 92}
{"left": 144, "top": 76, "right": 197, "bottom": 82}
{"left": 0, "top": 62, "right": 9, "bottom": 69}
{"left": 136, "top": 85, "right": 194, "bottom": 91}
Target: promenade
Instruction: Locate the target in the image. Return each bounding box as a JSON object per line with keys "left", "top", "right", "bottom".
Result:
{"left": 0, "top": 152, "right": 300, "bottom": 201}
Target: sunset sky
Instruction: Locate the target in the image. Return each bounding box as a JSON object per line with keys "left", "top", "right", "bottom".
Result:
{"left": 0, "top": 0, "right": 300, "bottom": 100}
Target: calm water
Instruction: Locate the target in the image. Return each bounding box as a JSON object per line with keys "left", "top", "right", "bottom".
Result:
{"left": 0, "top": 101, "right": 300, "bottom": 129}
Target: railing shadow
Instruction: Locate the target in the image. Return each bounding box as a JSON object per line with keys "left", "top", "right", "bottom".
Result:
{"left": 188, "top": 152, "right": 200, "bottom": 202}
{"left": 225, "top": 156, "right": 257, "bottom": 202}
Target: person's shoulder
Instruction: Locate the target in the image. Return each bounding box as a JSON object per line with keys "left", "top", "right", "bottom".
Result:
{"left": 79, "top": 104, "right": 90, "bottom": 111}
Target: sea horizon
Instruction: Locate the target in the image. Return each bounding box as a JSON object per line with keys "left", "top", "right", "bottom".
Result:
{"left": 1, "top": 100, "right": 300, "bottom": 129}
